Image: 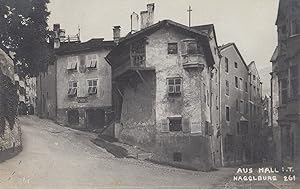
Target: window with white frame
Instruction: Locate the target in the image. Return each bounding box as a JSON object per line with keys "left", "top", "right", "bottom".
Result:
{"left": 87, "top": 79, "right": 98, "bottom": 95}
{"left": 86, "top": 54, "right": 98, "bottom": 69}
{"left": 67, "top": 81, "right": 77, "bottom": 97}
{"left": 168, "top": 78, "right": 182, "bottom": 96}
{"left": 67, "top": 56, "right": 79, "bottom": 70}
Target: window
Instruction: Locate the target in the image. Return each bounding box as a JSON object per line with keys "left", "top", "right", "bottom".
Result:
{"left": 245, "top": 102, "right": 248, "bottom": 115}
{"left": 225, "top": 57, "right": 229, "bottom": 73}
{"left": 87, "top": 79, "right": 97, "bottom": 95}
{"left": 169, "top": 117, "right": 182, "bottom": 132}
{"left": 203, "top": 83, "right": 206, "bottom": 103}
{"left": 290, "top": 65, "right": 298, "bottom": 97}
{"left": 173, "top": 152, "right": 182, "bottom": 162}
{"left": 245, "top": 82, "right": 248, "bottom": 92}
{"left": 67, "top": 56, "right": 79, "bottom": 70}
{"left": 235, "top": 77, "right": 239, "bottom": 88}
{"left": 225, "top": 80, "right": 229, "bottom": 96}
{"left": 207, "top": 90, "right": 209, "bottom": 106}
{"left": 67, "top": 81, "right": 77, "bottom": 97}
{"left": 280, "top": 79, "right": 288, "bottom": 104}
{"left": 168, "top": 78, "right": 182, "bottom": 96}
{"left": 240, "top": 78, "right": 243, "bottom": 90}
{"left": 205, "top": 121, "right": 209, "bottom": 136}
{"left": 86, "top": 54, "right": 98, "bottom": 68}
{"left": 253, "top": 86, "right": 256, "bottom": 96}
{"left": 236, "top": 99, "right": 239, "bottom": 112}
{"left": 168, "top": 43, "right": 178, "bottom": 54}
{"left": 187, "top": 42, "right": 203, "bottom": 54}
{"left": 234, "top": 62, "right": 238, "bottom": 68}
{"left": 253, "top": 75, "right": 256, "bottom": 81}
{"left": 236, "top": 122, "right": 240, "bottom": 135}
{"left": 226, "top": 106, "right": 230, "bottom": 121}
{"left": 240, "top": 100, "right": 244, "bottom": 114}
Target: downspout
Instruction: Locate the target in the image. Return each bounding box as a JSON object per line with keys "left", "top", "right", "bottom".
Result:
{"left": 218, "top": 55, "right": 224, "bottom": 166}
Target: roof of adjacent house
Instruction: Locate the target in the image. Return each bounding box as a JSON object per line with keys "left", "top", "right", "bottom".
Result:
{"left": 55, "top": 38, "right": 115, "bottom": 55}
{"left": 106, "top": 19, "right": 216, "bottom": 67}
{"left": 270, "top": 46, "right": 278, "bottom": 63}
{"left": 218, "top": 43, "right": 249, "bottom": 70}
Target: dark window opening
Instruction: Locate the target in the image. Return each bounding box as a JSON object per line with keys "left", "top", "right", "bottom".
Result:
{"left": 168, "top": 78, "right": 182, "bottom": 96}
{"left": 169, "top": 117, "right": 182, "bottom": 132}
{"left": 225, "top": 57, "right": 229, "bottom": 73}
{"left": 173, "top": 152, "right": 182, "bottom": 162}
{"left": 234, "top": 62, "right": 238, "bottom": 68}
{"left": 67, "top": 109, "right": 79, "bottom": 125}
{"left": 168, "top": 43, "right": 178, "bottom": 54}
{"left": 226, "top": 106, "right": 230, "bottom": 121}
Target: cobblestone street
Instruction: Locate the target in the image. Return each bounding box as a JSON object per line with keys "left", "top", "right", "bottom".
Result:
{"left": 0, "top": 116, "right": 239, "bottom": 189}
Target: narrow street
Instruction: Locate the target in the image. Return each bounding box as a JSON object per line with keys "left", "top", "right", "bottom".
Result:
{"left": 0, "top": 116, "right": 238, "bottom": 189}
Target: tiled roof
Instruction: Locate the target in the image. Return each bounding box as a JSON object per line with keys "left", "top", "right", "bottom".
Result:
{"left": 55, "top": 38, "right": 115, "bottom": 55}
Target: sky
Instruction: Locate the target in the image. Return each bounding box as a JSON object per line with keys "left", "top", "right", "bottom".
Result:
{"left": 47, "top": 0, "right": 279, "bottom": 70}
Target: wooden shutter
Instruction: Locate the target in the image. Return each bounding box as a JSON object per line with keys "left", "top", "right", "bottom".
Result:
{"left": 161, "top": 119, "right": 169, "bottom": 133}
{"left": 182, "top": 118, "right": 190, "bottom": 133}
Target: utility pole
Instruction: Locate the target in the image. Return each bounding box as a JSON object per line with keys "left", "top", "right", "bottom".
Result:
{"left": 187, "top": 5, "right": 192, "bottom": 27}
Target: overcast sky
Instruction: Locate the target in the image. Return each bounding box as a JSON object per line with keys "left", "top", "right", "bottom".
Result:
{"left": 48, "top": 0, "right": 279, "bottom": 70}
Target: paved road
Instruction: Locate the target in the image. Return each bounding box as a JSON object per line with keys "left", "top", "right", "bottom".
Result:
{"left": 0, "top": 116, "right": 238, "bottom": 189}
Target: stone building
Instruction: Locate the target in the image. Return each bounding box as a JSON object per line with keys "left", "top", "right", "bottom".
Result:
{"left": 271, "top": 0, "right": 300, "bottom": 174}
{"left": 106, "top": 9, "right": 221, "bottom": 170}
{"left": 36, "top": 25, "right": 115, "bottom": 131}
{"left": 55, "top": 39, "right": 114, "bottom": 130}
{"left": 36, "top": 62, "right": 57, "bottom": 120}
{"left": 219, "top": 43, "right": 263, "bottom": 166}
{"left": 0, "top": 48, "right": 22, "bottom": 162}
{"left": 219, "top": 43, "right": 251, "bottom": 166}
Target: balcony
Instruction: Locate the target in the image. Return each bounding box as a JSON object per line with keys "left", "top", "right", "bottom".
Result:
{"left": 182, "top": 54, "right": 205, "bottom": 70}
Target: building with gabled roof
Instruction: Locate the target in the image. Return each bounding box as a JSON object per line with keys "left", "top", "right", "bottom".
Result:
{"left": 106, "top": 10, "right": 221, "bottom": 170}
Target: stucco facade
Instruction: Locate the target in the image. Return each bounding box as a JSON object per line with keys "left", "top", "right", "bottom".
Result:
{"left": 271, "top": 0, "right": 300, "bottom": 175}
{"left": 219, "top": 44, "right": 263, "bottom": 166}
{"left": 55, "top": 40, "right": 114, "bottom": 130}
{"left": 108, "top": 20, "right": 221, "bottom": 171}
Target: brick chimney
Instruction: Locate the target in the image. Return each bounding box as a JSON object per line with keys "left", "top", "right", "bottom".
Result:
{"left": 53, "top": 24, "right": 61, "bottom": 49}
{"left": 113, "top": 26, "right": 121, "bottom": 44}
{"left": 140, "top": 3, "right": 155, "bottom": 30}
{"left": 130, "top": 12, "right": 139, "bottom": 33}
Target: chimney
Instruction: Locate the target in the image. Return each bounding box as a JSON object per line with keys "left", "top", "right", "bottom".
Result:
{"left": 140, "top": 3, "right": 155, "bottom": 30}
{"left": 113, "top": 26, "right": 121, "bottom": 43}
{"left": 130, "top": 12, "right": 139, "bottom": 33}
{"left": 53, "top": 24, "right": 60, "bottom": 49}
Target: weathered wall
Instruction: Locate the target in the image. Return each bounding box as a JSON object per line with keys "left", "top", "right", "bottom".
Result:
{"left": 118, "top": 71, "right": 156, "bottom": 150}
{"left": 36, "top": 63, "right": 57, "bottom": 120}
{"left": 56, "top": 49, "right": 112, "bottom": 128}
{"left": 0, "top": 120, "right": 22, "bottom": 162}
{"left": 219, "top": 45, "right": 250, "bottom": 165}
{"left": 147, "top": 27, "right": 215, "bottom": 170}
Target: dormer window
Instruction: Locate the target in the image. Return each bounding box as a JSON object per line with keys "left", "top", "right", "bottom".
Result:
{"left": 86, "top": 54, "right": 98, "bottom": 69}
{"left": 67, "top": 56, "right": 79, "bottom": 71}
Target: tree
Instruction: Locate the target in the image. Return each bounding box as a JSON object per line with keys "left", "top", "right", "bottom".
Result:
{"left": 0, "top": 0, "right": 55, "bottom": 77}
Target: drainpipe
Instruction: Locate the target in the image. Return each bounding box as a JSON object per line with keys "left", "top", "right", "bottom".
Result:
{"left": 218, "top": 56, "right": 224, "bottom": 166}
